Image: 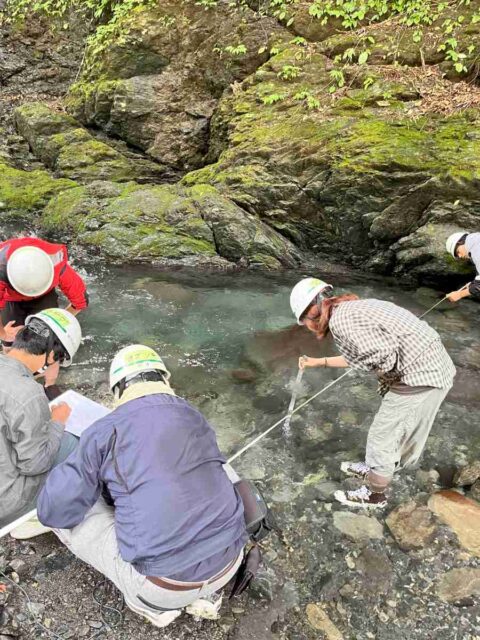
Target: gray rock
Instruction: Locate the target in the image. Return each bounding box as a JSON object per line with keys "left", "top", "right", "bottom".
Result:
{"left": 454, "top": 461, "right": 480, "bottom": 487}
{"left": 333, "top": 511, "right": 384, "bottom": 542}
{"left": 26, "top": 602, "right": 45, "bottom": 617}
{"left": 314, "top": 481, "right": 342, "bottom": 501}
{"left": 437, "top": 568, "right": 480, "bottom": 605}
{"left": 415, "top": 469, "right": 440, "bottom": 491}
{"left": 471, "top": 479, "right": 480, "bottom": 502}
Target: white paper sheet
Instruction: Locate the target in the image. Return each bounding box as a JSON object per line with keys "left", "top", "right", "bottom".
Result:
{"left": 49, "top": 390, "right": 110, "bottom": 437}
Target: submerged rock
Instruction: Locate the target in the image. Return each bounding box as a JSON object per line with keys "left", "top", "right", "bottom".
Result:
{"left": 428, "top": 490, "right": 480, "bottom": 557}
{"left": 386, "top": 500, "right": 438, "bottom": 551}
{"left": 437, "top": 568, "right": 480, "bottom": 605}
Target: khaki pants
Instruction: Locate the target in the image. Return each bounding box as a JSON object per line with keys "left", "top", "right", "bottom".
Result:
{"left": 55, "top": 499, "right": 244, "bottom": 626}
{"left": 365, "top": 386, "right": 450, "bottom": 480}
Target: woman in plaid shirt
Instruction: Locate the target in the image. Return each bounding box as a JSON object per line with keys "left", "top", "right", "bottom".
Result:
{"left": 290, "top": 277, "right": 455, "bottom": 509}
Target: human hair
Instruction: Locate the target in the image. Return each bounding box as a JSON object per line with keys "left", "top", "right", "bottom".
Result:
{"left": 304, "top": 293, "right": 359, "bottom": 340}
{"left": 13, "top": 319, "right": 67, "bottom": 362}
{"left": 455, "top": 233, "right": 468, "bottom": 254}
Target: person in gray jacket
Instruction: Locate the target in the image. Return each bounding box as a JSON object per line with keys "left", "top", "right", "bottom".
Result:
{"left": 445, "top": 231, "right": 480, "bottom": 302}
{"left": 0, "top": 308, "right": 82, "bottom": 530}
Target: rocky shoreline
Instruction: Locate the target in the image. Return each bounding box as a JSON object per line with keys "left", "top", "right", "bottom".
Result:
{"left": 1, "top": 2, "right": 480, "bottom": 282}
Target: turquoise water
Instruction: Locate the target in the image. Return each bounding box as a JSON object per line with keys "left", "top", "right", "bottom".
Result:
{"left": 59, "top": 259, "right": 480, "bottom": 492}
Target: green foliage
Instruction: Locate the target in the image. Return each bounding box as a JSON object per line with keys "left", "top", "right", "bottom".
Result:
{"left": 293, "top": 89, "right": 320, "bottom": 109}
{"left": 195, "top": 0, "right": 218, "bottom": 8}
{"left": 262, "top": 93, "right": 285, "bottom": 104}
{"left": 278, "top": 64, "right": 301, "bottom": 80}
{"left": 224, "top": 43, "right": 248, "bottom": 56}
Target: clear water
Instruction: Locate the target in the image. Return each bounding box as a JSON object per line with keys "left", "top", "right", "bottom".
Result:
{"left": 60, "top": 257, "right": 480, "bottom": 499}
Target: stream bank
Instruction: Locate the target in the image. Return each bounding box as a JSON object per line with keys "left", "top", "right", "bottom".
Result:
{"left": 0, "top": 264, "right": 479, "bottom": 639}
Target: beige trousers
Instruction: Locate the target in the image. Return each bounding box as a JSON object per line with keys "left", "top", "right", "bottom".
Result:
{"left": 365, "top": 386, "right": 450, "bottom": 480}
{"left": 54, "top": 498, "right": 244, "bottom": 627}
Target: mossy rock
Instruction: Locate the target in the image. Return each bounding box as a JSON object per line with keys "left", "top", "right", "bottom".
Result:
{"left": 0, "top": 162, "right": 77, "bottom": 217}
{"left": 14, "top": 102, "right": 169, "bottom": 184}
{"left": 181, "top": 43, "right": 480, "bottom": 281}
{"left": 42, "top": 180, "right": 301, "bottom": 268}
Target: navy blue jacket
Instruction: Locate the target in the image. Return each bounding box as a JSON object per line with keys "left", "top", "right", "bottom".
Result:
{"left": 37, "top": 393, "right": 247, "bottom": 579}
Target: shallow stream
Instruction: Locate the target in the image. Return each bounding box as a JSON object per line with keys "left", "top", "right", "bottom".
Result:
{"left": 61, "top": 258, "right": 480, "bottom": 498}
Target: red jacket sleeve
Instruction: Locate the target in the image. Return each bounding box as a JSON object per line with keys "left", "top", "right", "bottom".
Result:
{"left": 0, "top": 282, "right": 7, "bottom": 310}
{"left": 58, "top": 263, "right": 89, "bottom": 310}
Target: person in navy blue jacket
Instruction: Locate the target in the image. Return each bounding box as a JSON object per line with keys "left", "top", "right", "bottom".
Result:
{"left": 37, "top": 345, "right": 247, "bottom": 628}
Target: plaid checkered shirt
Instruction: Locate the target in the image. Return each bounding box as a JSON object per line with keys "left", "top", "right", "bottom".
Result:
{"left": 329, "top": 299, "right": 456, "bottom": 392}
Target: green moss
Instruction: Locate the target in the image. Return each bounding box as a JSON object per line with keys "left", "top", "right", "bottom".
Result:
{"left": 0, "top": 163, "right": 77, "bottom": 213}
{"left": 42, "top": 186, "right": 89, "bottom": 231}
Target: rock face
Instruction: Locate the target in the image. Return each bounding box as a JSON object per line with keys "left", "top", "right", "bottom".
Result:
{"left": 437, "top": 568, "right": 480, "bottom": 605}
{"left": 386, "top": 500, "right": 438, "bottom": 551}
{"left": 14, "top": 103, "right": 169, "bottom": 184}
{"left": 182, "top": 45, "right": 480, "bottom": 282}
{"left": 41, "top": 180, "right": 301, "bottom": 268}
{"left": 428, "top": 490, "right": 480, "bottom": 557}
{"left": 66, "top": 0, "right": 286, "bottom": 172}
{"left": 332, "top": 511, "right": 383, "bottom": 542}
{"left": 0, "top": 159, "right": 76, "bottom": 216}
{"left": 4, "top": 2, "right": 480, "bottom": 273}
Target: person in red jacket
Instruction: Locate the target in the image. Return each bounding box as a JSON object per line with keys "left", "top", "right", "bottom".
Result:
{"left": 0, "top": 237, "right": 88, "bottom": 346}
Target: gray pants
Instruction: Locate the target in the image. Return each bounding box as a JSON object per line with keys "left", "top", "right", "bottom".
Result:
{"left": 0, "top": 433, "right": 79, "bottom": 528}
{"left": 55, "top": 498, "right": 244, "bottom": 627}
{"left": 366, "top": 386, "right": 450, "bottom": 479}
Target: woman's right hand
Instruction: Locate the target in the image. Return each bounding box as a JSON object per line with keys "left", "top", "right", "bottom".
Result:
{"left": 299, "top": 355, "right": 318, "bottom": 369}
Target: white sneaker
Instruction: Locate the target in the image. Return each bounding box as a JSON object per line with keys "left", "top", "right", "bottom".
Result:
{"left": 10, "top": 517, "right": 52, "bottom": 539}
{"left": 334, "top": 485, "right": 387, "bottom": 510}
{"left": 186, "top": 593, "right": 223, "bottom": 620}
{"left": 340, "top": 461, "right": 371, "bottom": 478}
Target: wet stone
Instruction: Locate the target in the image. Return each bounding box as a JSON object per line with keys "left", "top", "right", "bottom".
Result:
{"left": 333, "top": 512, "right": 384, "bottom": 542}
{"left": 306, "top": 603, "right": 343, "bottom": 639}
{"left": 437, "top": 568, "right": 480, "bottom": 605}
{"left": 314, "top": 481, "right": 342, "bottom": 501}
{"left": 386, "top": 499, "right": 438, "bottom": 551}
{"left": 355, "top": 548, "right": 393, "bottom": 594}
{"left": 415, "top": 469, "right": 440, "bottom": 491}
{"left": 471, "top": 479, "right": 480, "bottom": 501}
{"left": 454, "top": 460, "right": 480, "bottom": 487}
{"left": 428, "top": 490, "right": 480, "bottom": 557}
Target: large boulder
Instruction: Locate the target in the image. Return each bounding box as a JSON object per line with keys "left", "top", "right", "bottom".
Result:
{"left": 428, "top": 490, "right": 480, "bottom": 557}
{"left": 181, "top": 41, "right": 480, "bottom": 282}
{"left": 66, "top": 0, "right": 287, "bottom": 171}
{"left": 14, "top": 103, "right": 169, "bottom": 184}
{"left": 0, "top": 160, "right": 77, "bottom": 217}
{"left": 41, "top": 180, "right": 301, "bottom": 268}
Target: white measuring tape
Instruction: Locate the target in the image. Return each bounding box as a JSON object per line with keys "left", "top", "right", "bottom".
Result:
{"left": 227, "top": 284, "right": 465, "bottom": 464}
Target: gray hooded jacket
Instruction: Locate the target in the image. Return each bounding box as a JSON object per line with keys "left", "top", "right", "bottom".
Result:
{"left": 0, "top": 354, "right": 63, "bottom": 527}
{"left": 465, "top": 233, "right": 480, "bottom": 297}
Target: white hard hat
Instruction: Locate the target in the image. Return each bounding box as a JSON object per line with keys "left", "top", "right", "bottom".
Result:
{"left": 7, "top": 246, "right": 54, "bottom": 297}
{"left": 109, "top": 344, "right": 170, "bottom": 391}
{"left": 25, "top": 308, "right": 82, "bottom": 367}
{"left": 290, "top": 277, "right": 333, "bottom": 325}
{"left": 446, "top": 231, "right": 468, "bottom": 258}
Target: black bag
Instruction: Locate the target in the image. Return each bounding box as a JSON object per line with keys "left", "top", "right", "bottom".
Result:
{"left": 229, "top": 545, "right": 262, "bottom": 598}
{"left": 234, "top": 479, "right": 275, "bottom": 543}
